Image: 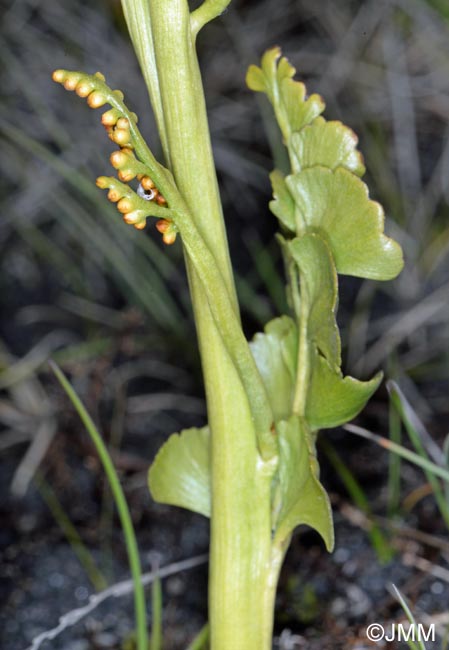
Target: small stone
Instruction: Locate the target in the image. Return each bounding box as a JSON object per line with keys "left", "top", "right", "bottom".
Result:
{"left": 93, "top": 632, "right": 119, "bottom": 648}
{"left": 75, "top": 586, "right": 89, "bottom": 601}
{"left": 430, "top": 581, "right": 444, "bottom": 595}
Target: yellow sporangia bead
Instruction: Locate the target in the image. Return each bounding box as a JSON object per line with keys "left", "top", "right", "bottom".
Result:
{"left": 122, "top": 211, "right": 144, "bottom": 225}
{"left": 75, "top": 81, "right": 94, "bottom": 98}
{"left": 95, "top": 176, "right": 110, "bottom": 189}
{"left": 64, "top": 77, "right": 80, "bottom": 92}
{"left": 101, "top": 109, "right": 120, "bottom": 126}
{"left": 52, "top": 69, "right": 66, "bottom": 83}
{"left": 107, "top": 189, "right": 121, "bottom": 202}
{"left": 116, "top": 117, "right": 130, "bottom": 130}
{"left": 110, "top": 150, "right": 129, "bottom": 169}
{"left": 155, "top": 219, "right": 177, "bottom": 244}
{"left": 117, "top": 198, "right": 134, "bottom": 214}
{"left": 121, "top": 148, "right": 135, "bottom": 160}
{"left": 141, "top": 176, "right": 155, "bottom": 190}
{"left": 118, "top": 169, "right": 136, "bottom": 182}
{"left": 155, "top": 219, "right": 171, "bottom": 234}
{"left": 87, "top": 91, "right": 107, "bottom": 109}
{"left": 162, "top": 231, "right": 177, "bottom": 245}
{"left": 112, "top": 129, "right": 131, "bottom": 146}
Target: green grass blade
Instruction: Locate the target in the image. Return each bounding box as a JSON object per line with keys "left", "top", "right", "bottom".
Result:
{"left": 35, "top": 472, "right": 108, "bottom": 591}
{"left": 186, "top": 624, "right": 209, "bottom": 650}
{"left": 388, "top": 382, "right": 449, "bottom": 529}
{"left": 344, "top": 424, "right": 449, "bottom": 483}
{"left": 387, "top": 396, "right": 402, "bottom": 516}
{"left": 235, "top": 274, "right": 273, "bottom": 325}
{"left": 14, "top": 221, "right": 87, "bottom": 295}
{"left": 247, "top": 237, "right": 289, "bottom": 316}
{"left": 443, "top": 433, "right": 449, "bottom": 505}
{"left": 52, "top": 338, "right": 115, "bottom": 365}
{"left": 150, "top": 571, "right": 163, "bottom": 650}
{"left": 49, "top": 361, "right": 148, "bottom": 650}
{"left": 320, "top": 439, "right": 393, "bottom": 563}
{"left": 421, "top": 0, "right": 449, "bottom": 22}
{"left": 391, "top": 584, "right": 427, "bottom": 650}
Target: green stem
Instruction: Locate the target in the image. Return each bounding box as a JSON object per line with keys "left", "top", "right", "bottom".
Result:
{"left": 121, "top": 1, "right": 169, "bottom": 159}
{"left": 49, "top": 361, "right": 148, "bottom": 650}
{"left": 190, "top": 0, "right": 232, "bottom": 37}
{"left": 123, "top": 1, "right": 280, "bottom": 647}
{"left": 292, "top": 283, "right": 310, "bottom": 417}
{"left": 176, "top": 213, "right": 276, "bottom": 458}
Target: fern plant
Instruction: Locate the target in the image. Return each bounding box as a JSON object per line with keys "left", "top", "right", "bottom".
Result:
{"left": 52, "top": 1, "right": 403, "bottom": 648}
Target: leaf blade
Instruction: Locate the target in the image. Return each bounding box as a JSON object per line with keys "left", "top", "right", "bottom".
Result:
{"left": 274, "top": 416, "right": 334, "bottom": 551}
{"left": 250, "top": 316, "right": 297, "bottom": 422}
{"left": 148, "top": 427, "right": 210, "bottom": 517}
{"left": 286, "top": 167, "right": 404, "bottom": 280}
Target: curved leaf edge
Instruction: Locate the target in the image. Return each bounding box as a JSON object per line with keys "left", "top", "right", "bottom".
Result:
{"left": 148, "top": 426, "right": 210, "bottom": 518}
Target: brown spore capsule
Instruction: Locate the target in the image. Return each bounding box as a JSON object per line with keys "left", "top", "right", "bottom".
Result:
{"left": 110, "top": 150, "right": 128, "bottom": 169}
{"left": 87, "top": 91, "right": 107, "bottom": 109}
{"left": 75, "top": 82, "right": 93, "bottom": 98}
{"left": 107, "top": 189, "right": 121, "bottom": 202}
{"left": 116, "top": 117, "right": 130, "bottom": 129}
{"left": 52, "top": 69, "right": 66, "bottom": 83}
{"left": 141, "top": 176, "right": 155, "bottom": 191}
{"left": 112, "top": 129, "right": 131, "bottom": 146}
{"left": 162, "top": 231, "right": 177, "bottom": 245}
{"left": 117, "top": 198, "right": 133, "bottom": 214}
{"left": 64, "top": 77, "right": 79, "bottom": 91}
{"left": 118, "top": 169, "right": 136, "bottom": 182}
{"left": 155, "top": 219, "right": 171, "bottom": 234}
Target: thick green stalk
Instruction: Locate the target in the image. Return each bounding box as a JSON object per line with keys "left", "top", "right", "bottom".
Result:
{"left": 121, "top": 1, "right": 279, "bottom": 647}
{"left": 121, "top": 1, "right": 169, "bottom": 159}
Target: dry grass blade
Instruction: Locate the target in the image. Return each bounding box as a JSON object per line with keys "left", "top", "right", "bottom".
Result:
{"left": 344, "top": 423, "right": 449, "bottom": 483}
{"left": 354, "top": 282, "right": 449, "bottom": 375}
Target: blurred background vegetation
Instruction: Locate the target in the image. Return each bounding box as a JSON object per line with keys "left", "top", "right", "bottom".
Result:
{"left": 1, "top": 0, "right": 449, "bottom": 648}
